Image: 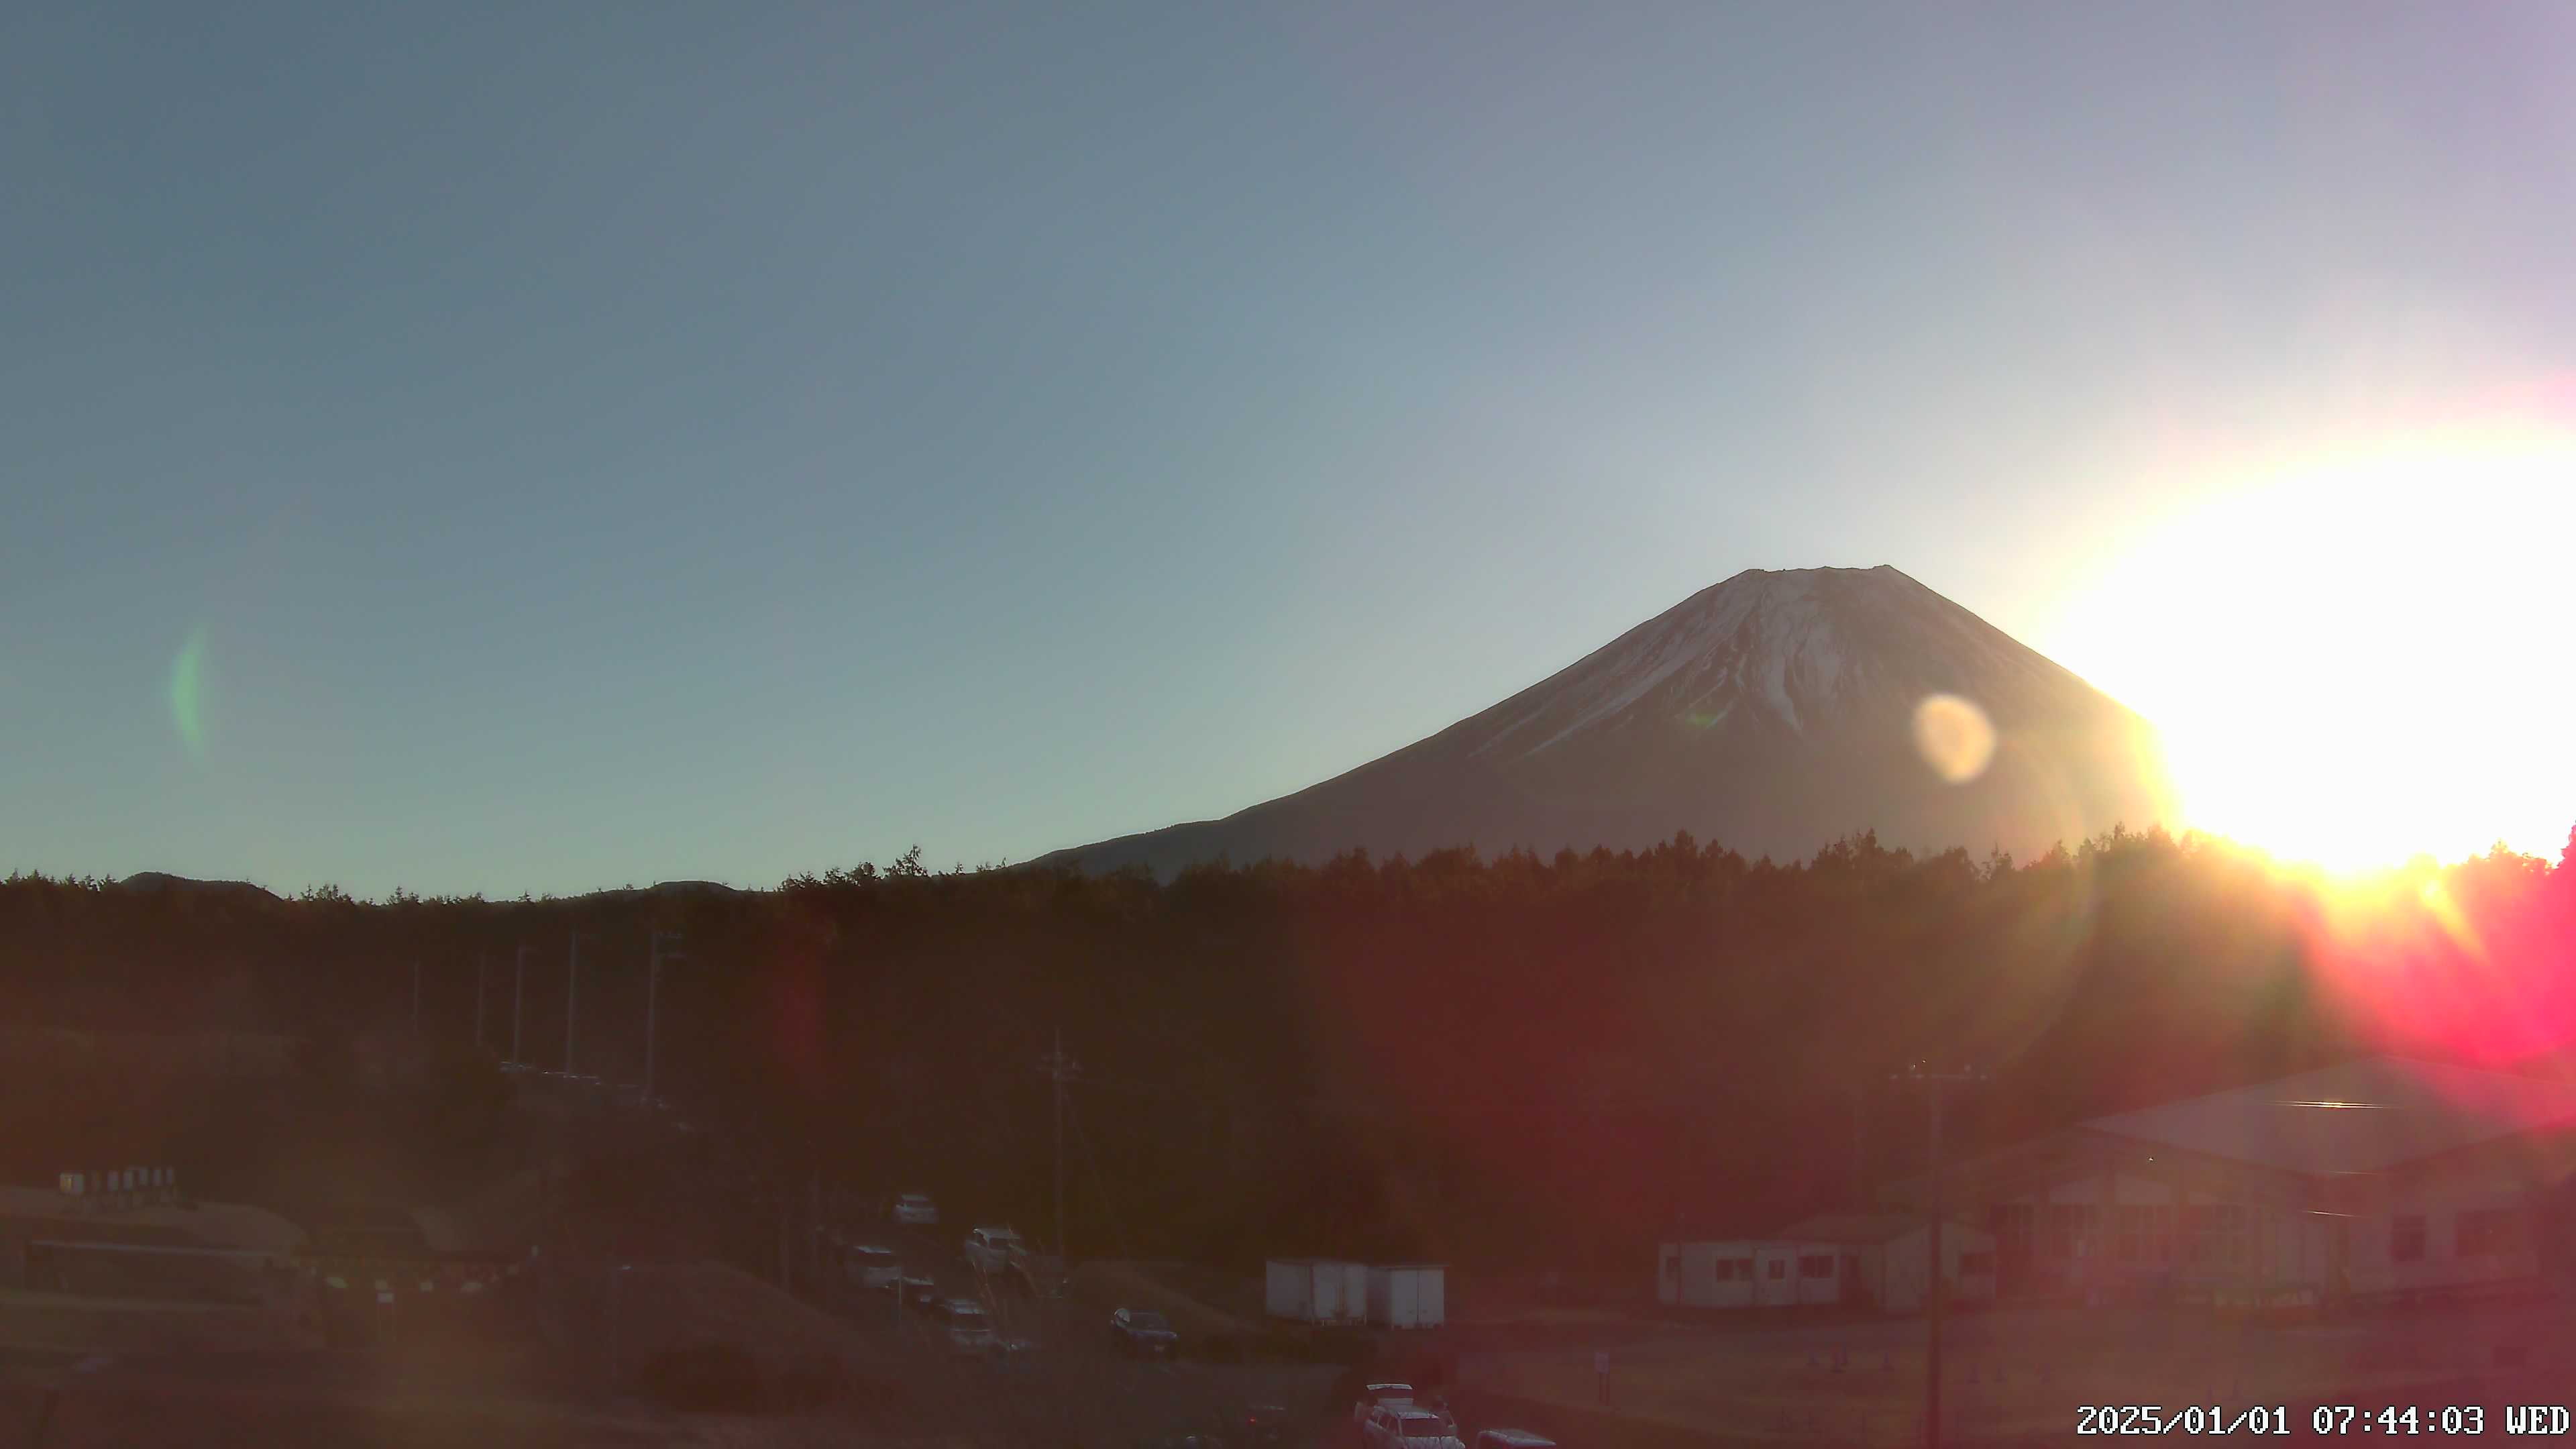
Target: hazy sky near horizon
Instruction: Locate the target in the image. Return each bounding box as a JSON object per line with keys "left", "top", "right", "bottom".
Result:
{"left": 10, "top": 2, "right": 2576, "bottom": 896}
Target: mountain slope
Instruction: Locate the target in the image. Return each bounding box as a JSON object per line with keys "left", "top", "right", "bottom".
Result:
{"left": 1038, "top": 566, "right": 2172, "bottom": 877}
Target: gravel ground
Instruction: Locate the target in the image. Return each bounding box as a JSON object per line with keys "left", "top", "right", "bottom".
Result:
{"left": 1452, "top": 1295, "right": 2576, "bottom": 1447}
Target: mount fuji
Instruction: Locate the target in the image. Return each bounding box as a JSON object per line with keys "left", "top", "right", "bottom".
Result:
{"left": 1036, "top": 566, "right": 2174, "bottom": 877}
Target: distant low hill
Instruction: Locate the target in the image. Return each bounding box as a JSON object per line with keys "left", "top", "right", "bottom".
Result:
{"left": 114, "top": 872, "right": 278, "bottom": 901}
{"left": 103, "top": 874, "right": 744, "bottom": 904}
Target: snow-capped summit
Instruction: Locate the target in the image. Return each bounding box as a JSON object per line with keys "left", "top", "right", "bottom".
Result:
{"left": 1463, "top": 566, "right": 2105, "bottom": 757}
{"left": 1038, "top": 566, "right": 2173, "bottom": 877}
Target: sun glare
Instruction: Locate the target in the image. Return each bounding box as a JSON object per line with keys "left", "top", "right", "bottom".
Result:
{"left": 2057, "top": 430, "right": 2576, "bottom": 873}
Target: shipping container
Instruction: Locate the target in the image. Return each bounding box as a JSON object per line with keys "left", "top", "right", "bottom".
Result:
{"left": 1366, "top": 1263, "right": 1446, "bottom": 1329}
{"left": 1266, "top": 1258, "right": 1368, "bottom": 1324}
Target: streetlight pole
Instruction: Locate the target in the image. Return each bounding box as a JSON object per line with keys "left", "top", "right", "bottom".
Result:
{"left": 646, "top": 932, "right": 684, "bottom": 1102}
{"left": 1893, "top": 1063, "right": 1988, "bottom": 1449}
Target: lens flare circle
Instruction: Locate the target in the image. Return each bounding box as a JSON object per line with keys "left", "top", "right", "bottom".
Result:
{"left": 1912, "top": 693, "right": 1996, "bottom": 784}
{"left": 168, "top": 626, "right": 209, "bottom": 759}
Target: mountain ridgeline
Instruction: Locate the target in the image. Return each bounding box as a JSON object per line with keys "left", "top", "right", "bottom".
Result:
{"left": 1037, "top": 566, "right": 2175, "bottom": 879}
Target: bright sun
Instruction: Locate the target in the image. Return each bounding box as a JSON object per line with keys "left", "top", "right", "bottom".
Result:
{"left": 2057, "top": 429, "right": 2576, "bottom": 873}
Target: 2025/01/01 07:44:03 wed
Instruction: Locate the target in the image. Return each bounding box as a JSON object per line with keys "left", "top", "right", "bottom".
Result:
{"left": 2071, "top": 1405, "right": 2566, "bottom": 1435}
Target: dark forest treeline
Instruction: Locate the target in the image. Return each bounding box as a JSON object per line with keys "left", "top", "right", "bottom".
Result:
{"left": 4, "top": 826, "right": 2573, "bottom": 1268}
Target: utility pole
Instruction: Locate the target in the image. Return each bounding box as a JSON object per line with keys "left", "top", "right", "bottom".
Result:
{"left": 513, "top": 945, "right": 530, "bottom": 1065}
{"left": 475, "top": 953, "right": 489, "bottom": 1051}
{"left": 1892, "top": 1063, "right": 1988, "bottom": 1449}
{"left": 646, "top": 932, "right": 684, "bottom": 1102}
{"left": 1851, "top": 1081, "right": 1868, "bottom": 1189}
{"left": 1042, "top": 1029, "right": 1081, "bottom": 1263}
{"left": 565, "top": 933, "right": 588, "bottom": 1073}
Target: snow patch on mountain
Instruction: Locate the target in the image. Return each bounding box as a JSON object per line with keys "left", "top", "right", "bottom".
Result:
{"left": 1471, "top": 566, "right": 1935, "bottom": 759}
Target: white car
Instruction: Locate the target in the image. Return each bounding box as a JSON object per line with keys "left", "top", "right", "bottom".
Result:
{"left": 1472, "top": 1434, "right": 1558, "bottom": 1449}
{"left": 1362, "top": 1405, "right": 1463, "bottom": 1449}
{"left": 847, "top": 1244, "right": 902, "bottom": 1291}
{"left": 890, "top": 1191, "right": 939, "bottom": 1226}
{"left": 963, "top": 1226, "right": 1024, "bottom": 1273}
{"left": 1353, "top": 1385, "right": 1415, "bottom": 1423}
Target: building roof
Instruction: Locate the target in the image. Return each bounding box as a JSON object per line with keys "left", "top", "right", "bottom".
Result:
{"left": 2078, "top": 1056, "right": 2576, "bottom": 1176}
{"left": 1770, "top": 1212, "right": 1986, "bottom": 1245}
{"left": 0, "top": 1187, "right": 307, "bottom": 1253}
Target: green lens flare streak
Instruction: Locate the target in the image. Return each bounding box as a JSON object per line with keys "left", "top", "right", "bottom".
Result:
{"left": 168, "top": 626, "right": 207, "bottom": 757}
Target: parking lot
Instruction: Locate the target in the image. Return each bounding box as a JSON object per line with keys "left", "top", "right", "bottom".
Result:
{"left": 831, "top": 1222, "right": 1346, "bottom": 1447}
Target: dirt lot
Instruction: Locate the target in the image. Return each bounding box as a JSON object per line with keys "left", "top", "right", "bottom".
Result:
{"left": 0, "top": 1346, "right": 686, "bottom": 1448}
{"left": 0, "top": 1287, "right": 302, "bottom": 1354}
{"left": 1069, "top": 1261, "right": 1263, "bottom": 1340}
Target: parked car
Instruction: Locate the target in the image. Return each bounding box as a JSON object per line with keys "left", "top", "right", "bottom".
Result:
{"left": 847, "top": 1244, "right": 902, "bottom": 1292}
{"left": 1109, "top": 1306, "right": 1179, "bottom": 1356}
{"left": 939, "top": 1297, "right": 996, "bottom": 1352}
{"left": 888, "top": 1191, "right": 939, "bottom": 1226}
{"left": 1362, "top": 1405, "right": 1462, "bottom": 1449}
{"left": 1472, "top": 1432, "right": 1558, "bottom": 1449}
{"left": 900, "top": 1274, "right": 939, "bottom": 1310}
{"left": 963, "top": 1225, "right": 1024, "bottom": 1273}
{"left": 1234, "top": 1404, "right": 1289, "bottom": 1447}
{"left": 1352, "top": 1385, "right": 1415, "bottom": 1423}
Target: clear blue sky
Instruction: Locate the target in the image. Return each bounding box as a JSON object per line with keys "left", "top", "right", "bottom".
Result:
{"left": 9, "top": 2, "right": 2574, "bottom": 896}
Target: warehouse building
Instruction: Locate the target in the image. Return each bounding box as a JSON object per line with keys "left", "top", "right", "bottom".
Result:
{"left": 1881, "top": 1056, "right": 2576, "bottom": 1306}
{"left": 1659, "top": 1215, "right": 1994, "bottom": 1313}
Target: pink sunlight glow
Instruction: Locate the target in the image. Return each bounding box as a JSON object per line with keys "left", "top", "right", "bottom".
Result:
{"left": 2292, "top": 848, "right": 2572, "bottom": 1065}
